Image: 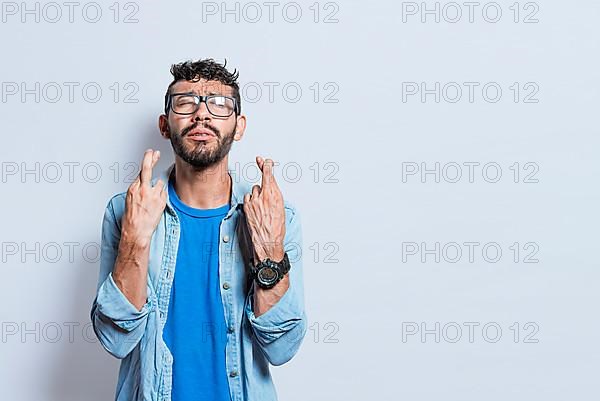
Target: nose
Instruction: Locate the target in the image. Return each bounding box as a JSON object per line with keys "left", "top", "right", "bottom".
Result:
{"left": 191, "top": 99, "right": 212, "bottom": 122}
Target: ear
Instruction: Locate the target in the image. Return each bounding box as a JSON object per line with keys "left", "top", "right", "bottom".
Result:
{"left": 233, "top": 114, "right": 247, "bottom": 141}
{"left": 159, "top": 114, "right": 170, "bottom": 139}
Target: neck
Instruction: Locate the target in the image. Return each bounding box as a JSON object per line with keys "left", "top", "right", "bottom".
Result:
{"left": 171, "top": 155, "right": 232, "bottom": 209}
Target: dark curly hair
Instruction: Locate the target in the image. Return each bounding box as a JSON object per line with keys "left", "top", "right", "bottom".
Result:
{"left": 164, "top": 58, "right": 241, "bottom": 115}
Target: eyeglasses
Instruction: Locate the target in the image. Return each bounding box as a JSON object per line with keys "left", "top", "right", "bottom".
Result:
{"left": 166, "top": 93, "right": 238, "bottom": 117}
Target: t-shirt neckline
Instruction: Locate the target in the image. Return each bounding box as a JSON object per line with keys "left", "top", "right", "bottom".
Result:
{"left": 168, "top": 176, "right": 230, "bottom": 218}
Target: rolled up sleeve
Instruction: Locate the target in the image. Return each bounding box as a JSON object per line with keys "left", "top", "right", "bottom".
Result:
{"left": 90, "top": 195, "right": 151, "bottom": 359}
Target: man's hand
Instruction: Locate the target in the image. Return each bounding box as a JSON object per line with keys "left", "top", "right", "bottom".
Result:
{"left": 243, "top": 156, "right": 286, "bottom": 264}
{"left": 113, "top": 149, "right": 166, "bottom": 311}
{"left": 243, "top": 156, "right": 289, "bottom": 317}
{"left": 121, "top": 149, "right": 167, "bottom": 247}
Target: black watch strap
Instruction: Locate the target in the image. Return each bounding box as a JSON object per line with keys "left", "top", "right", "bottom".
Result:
{"left": 251, "top": 252, "right": 290, "bottom": 289}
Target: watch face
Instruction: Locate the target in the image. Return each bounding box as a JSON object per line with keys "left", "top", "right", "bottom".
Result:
{"left": 258, "top": 266, "right": 278, "bottom": 285}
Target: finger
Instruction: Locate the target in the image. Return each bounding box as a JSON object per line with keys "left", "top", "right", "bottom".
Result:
{"left": 129, "top": 176, "right": 140, "bottom": 190}
{"left": 261, "top": 158, "right": 276, "bottom": 189}
{"left": 139, "top": 149, "right": 160, "bottom": 186}
{"left": 256, "top": 155, "right": 264, "bottom": 172}
{"left": 243, "top": 193, "right": 251, "bottom": 209}
{"left": 139, "top": 149, "right": 154, "bottom": 185}
{"left": 251, "top": 184, "right": 261, "bottom": 198}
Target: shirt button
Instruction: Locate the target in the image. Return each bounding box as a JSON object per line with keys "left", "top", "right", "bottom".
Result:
{"left": 229, "top": 370, "right": 238, "bottom": 378}
{"left": 222, "top": 282, "right": 230, "bottom": 290}
{"left": 223, "top": 235, "right": 230, "bottom": 243}
{"left": 228, "top": 326, "right": 234, "bottom": 334}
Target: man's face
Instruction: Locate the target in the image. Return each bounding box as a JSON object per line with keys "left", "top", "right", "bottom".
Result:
{"left": 161, "top": 79, "right": 244, "bottom": 170}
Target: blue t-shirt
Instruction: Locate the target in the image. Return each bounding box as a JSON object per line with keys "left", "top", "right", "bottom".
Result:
{"left": 162, "top": 176, "right": 231, "bottom": 401}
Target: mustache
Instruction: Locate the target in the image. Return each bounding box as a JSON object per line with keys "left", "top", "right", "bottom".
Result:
{"left": 180, "top": 122, "right": 219, "bottom": 138}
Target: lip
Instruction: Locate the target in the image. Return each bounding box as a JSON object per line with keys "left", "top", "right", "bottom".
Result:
{"left": 186, "top": 128, "right": 216, "bottom": 141}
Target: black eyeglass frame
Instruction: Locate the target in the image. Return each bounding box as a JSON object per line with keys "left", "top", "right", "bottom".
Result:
{"left": 164, "top": 92, "right": 239, "bottom": 117}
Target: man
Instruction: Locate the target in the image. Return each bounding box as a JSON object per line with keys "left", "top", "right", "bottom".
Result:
{"left": 90, "top": 58, "right": 307, "bottom": 401}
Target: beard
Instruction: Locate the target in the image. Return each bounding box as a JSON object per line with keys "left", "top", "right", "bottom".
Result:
{"left": 168, "top": 121, "right": 235, "bottom": 170}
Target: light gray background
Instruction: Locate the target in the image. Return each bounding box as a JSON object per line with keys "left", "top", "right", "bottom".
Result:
{"left": 1, "top": 0, "right": 598, "bottom": 400}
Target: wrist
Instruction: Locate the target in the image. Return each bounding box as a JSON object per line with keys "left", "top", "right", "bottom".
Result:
{"left": 254, "top": 243, "right": 285, "bottom": 264}
{"left": 121, "top": 228, "right": 152, "bottom": 249}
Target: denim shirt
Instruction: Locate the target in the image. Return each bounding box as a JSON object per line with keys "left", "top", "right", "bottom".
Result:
{"left": 90, "top": 162, "right": 307, "bottom": 401}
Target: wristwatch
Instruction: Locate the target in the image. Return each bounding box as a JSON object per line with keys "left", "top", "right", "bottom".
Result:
{"left": 250, "top": 252, "right": 290, "bottom": 289}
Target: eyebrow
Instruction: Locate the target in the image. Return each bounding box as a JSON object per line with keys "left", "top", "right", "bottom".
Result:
{"left": 172, "top": 91, "right": 228, "bottom": 97}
